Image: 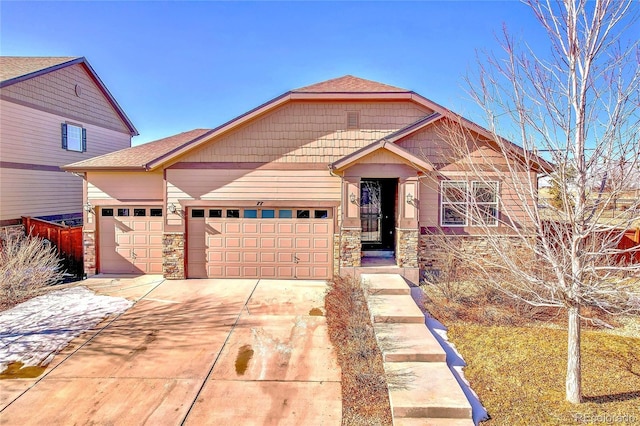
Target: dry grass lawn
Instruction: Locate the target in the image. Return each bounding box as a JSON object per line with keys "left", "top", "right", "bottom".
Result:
{"left": 422, "top": 281, "right": 640, "bottom": 425}
{"left": 449, "top": 324, "right": 640, "bottom": 425}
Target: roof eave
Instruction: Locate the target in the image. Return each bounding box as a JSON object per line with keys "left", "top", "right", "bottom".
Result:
{"left": 0, "top": 57, "right": 83, "bottom": 88}
{"left": 1, "top": 57, "right": 138, "bottom": 137}
{"left": 146, "top": 93, "right": 293, "bottom": 170}
{"left": 330, "top": 139, "right": 434, "bottom": 173}
{"left": 61, "top": 165, "right": 148, "bottom": 172}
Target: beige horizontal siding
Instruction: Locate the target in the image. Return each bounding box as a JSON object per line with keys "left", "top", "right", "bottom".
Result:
{"left": 0, "top": 99, "right": 131, "bottom": 167}
{"left": 178, "top": 101, "right": 431, "bottom": 164}
{"left": 167, "top": 169, "right": 341, "bottom": 204}
{"left": 0, "top": 168, "right": 82, "bottom": 220}
{"left": 87, "top": 171, "right": 163, "bottom": 201}
{"left": 0, "top": 64, "right": 129, "bottom": 133}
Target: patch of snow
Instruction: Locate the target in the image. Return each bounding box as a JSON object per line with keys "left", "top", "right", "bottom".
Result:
{"left": 411, "top": 287, "right": 489, "bottom": 425}
{"left": 0, "top": 286, "right": 133, "bottom": 372}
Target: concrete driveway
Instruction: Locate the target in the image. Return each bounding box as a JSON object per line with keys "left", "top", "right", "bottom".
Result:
{"left": 0, "top": 276, "right": 341, "bottom": 425}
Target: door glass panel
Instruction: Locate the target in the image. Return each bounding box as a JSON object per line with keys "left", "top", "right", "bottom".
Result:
{"left": 261, "top": 209, "right": 275, "bottom": 218}
{"left": 279, "top": 209, "right": 293, "bottom": 218}
{"left": 227, "top": 209, "right": 240, "bottom": 218}
{"left": 244, "top": 209, "right": 257, "bottom": 218}
{"left": 361, "top": 181, "right": 381, "bottom": 243}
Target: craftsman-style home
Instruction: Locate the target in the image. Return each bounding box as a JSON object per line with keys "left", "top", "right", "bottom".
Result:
{"left": 64, "top": 75, "right": 542, "bottom": 282}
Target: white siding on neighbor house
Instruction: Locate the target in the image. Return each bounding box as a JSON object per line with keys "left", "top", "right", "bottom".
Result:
{"left": 178, "top": 101, "right": 432, "bottom": 164}
{"left": 0, "top": 99, "right": 131, "bottom": 221}
{"left": 166, "top": 169, "right": 341, "bottom": 204}
{"left": 0, "top": 168, "right": 83, "bottom": 219}
{"left": 0, "top": 99, "right": 131, "bottom": 166}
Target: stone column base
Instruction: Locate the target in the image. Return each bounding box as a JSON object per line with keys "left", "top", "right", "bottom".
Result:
{"left": 340, "top": 228, "right": 361, "bottom": 268}
{"left": 83, "top": 230, "right": 96, "bottom": 277}
{"left": 163, "top": 232, "right": 185, "bottom": 279}
{"left": 396, "top": 228, "right": 418, "bottom": 268}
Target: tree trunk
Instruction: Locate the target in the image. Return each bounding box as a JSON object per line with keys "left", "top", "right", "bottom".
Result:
{"left": 566, "top": 304, "right": 582, "bottom": 403}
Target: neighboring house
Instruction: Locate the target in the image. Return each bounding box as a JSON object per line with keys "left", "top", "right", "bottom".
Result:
{"left": 0, "top": 56, "right": 138, "bottom": 226}
{"left": 64, "top": 75, "right": 544, "bottom": 282}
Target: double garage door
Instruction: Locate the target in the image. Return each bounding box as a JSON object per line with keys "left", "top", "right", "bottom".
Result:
{"left": 98, "top": 206, "right": 164, "bottom": 274}
{"left": 187, "top": 207, "right": 333, "bottom": 279}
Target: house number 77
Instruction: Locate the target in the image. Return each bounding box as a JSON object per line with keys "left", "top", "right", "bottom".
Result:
{"left": 256, "top": 201, "right": 264, "bottom": 206}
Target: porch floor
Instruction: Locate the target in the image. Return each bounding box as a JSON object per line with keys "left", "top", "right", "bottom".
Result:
{"left": 360, "top": 256, "right": 398, "bottom": 267}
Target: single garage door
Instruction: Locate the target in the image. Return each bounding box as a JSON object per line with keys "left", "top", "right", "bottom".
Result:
{"left": 99, "top": 206, "right": 164, "bottom": 274}
{"left": 187, "top": 207, "right": 333, "bottom": 279}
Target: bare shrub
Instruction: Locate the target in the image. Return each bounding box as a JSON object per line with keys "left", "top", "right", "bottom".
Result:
{"left": 0, "top": 231, "right": 63, "bottom": 309}
{"left": 325, "top": 275, "right": 393, "bottom": 426}
{"left": 422, "top": 245, "right": 474, "bottom": 303}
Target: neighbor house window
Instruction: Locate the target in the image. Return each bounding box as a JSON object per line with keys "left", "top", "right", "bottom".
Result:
{"left": 440, "top": 180, "right": 500, "bottom": 227}
{"left": 61, "top": 123, "right": 86, "bottom": 152}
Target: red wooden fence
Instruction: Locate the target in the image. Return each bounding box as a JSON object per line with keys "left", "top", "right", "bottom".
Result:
{"left": 22, "top": 216, "right": 83, "bottom": 275}
{"left": 618, "top": 227, "right": 640, "bottom": 264}
{"left": 541, "top": 220, "right": 640, "bottom": 265}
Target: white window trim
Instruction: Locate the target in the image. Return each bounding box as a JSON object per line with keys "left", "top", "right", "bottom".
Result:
{"left": 471, "top": 181, "right": 500, "bottom": 227}
{"left": 439, "top": 180, "right": 500, "bottom": 227}
{"left": 440, "top": 181, "right": 468, "bottom": 227}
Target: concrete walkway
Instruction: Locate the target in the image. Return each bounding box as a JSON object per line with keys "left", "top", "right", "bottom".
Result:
{"left": 363, "top": 274, "right": 473, "bottom": 426}
{"left": 0, "top": 276, "right": 341, "bottom": 425}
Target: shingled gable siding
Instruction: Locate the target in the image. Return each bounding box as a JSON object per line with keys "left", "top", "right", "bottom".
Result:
{"left": 179, "top": 101, "right": 432, "bottom": 164}
{"left": 0, "top": 64, "right": 129, "bottom": 134}
{"left": 0, "top": 100, "right": 132, "bottom": 222}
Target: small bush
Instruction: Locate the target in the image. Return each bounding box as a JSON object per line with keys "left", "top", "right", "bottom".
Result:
{"left": 325, "top": 275, "right": 392, "bottom": 426}
{"left": 0, "top": 231, "right": 63, "bottom": 309}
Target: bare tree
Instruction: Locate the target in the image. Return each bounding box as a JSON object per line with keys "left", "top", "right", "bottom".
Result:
{"left": 427, "top": 0, "right": 640, "bottom": 404}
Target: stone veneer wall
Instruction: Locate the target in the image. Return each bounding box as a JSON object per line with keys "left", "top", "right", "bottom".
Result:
{"left": 396, "top": 228, "right": 419, "bottom": 268}
{"left": 83, "top": 230, "right": 96, "bottom": 276}
{"left": 419, "top": 234, "right": 531, "bottom": 282}
{"left": 163, "top": 232, "right": 185, "bottom": 279}
{"left": 340, "top": 228, "right": 361, "bottom": 268}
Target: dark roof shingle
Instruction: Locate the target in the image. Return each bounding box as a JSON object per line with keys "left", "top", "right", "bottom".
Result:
{"left": 0, "top": 56, "right": 80, "bottom": 84}
{"left": 64, "top": 129, "right": 212, "bottom": 170}
{"left": 293, "top": 75, "right": 409, "bottom": 93}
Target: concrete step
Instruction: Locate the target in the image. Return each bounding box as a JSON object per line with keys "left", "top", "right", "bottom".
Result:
{"left": 362, "top": 273, "right": 411, "bottom": 295}
{"left": 374, "top": 323, "right": 446, "bottom": 362}
{"left": 394, "top": 418, "right": 475, "bottom": 426}
{"left": 384, "top": 362, "right": 472, "bottom": 420}
{"left": 367, "top": 294, "right": 425, "bottom": 323}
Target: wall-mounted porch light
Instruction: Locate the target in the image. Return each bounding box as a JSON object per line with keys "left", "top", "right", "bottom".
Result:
{"left": 349, "top": 193, "right": 357, "bottom": 204}
{"left": 406, "top": 193, "right": 414, "bottom": 205}
{"left": 83, "top": 201, "right": 93, "bottom": 213}
{"left": 167, "top": 203, "right": 178, "bottom": 214}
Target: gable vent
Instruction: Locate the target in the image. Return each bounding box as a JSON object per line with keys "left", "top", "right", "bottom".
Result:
{"left": 347, "top": 112, "right": 360, "bottom": 129}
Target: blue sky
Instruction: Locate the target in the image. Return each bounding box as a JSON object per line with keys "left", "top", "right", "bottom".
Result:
{"left": 2, "top": 1, "right": 548, "bottom": 145}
